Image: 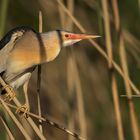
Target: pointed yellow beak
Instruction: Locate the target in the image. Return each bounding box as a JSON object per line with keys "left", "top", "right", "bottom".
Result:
{"left": 63, "top": 32, "right": 101, "bottom": 47}
{"left": 68, "top": 33, "right": 101, "bottom": 40}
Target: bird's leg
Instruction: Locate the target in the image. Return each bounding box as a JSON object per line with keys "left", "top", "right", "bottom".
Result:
{"left": 16, "top": 80, "right": 30, "bottom": 118}
{"left": 1, "top": 84, "right": 16, "bottom": 102}
{"left": 0, "top": 76, "right": 16, "bottom": 101}
{"left": 23, "top": 80, "right": 30, "bottom": 108}
{"left": 16, "top": 104, "right": 29, "bottom": 118}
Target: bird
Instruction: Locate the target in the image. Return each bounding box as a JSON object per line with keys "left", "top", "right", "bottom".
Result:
{"left": 0, "top": 26, "right": 100, "bottom": 99}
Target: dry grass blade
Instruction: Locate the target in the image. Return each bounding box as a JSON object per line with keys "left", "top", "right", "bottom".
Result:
{"left": 112, "top": 0, "right": 120, "bottom": 31}
{"left": 138, "top": 0, "right": 140, "bottom": 11}
{"left": 37, "top": 10, "right": 43, "bottom": 133}
{"left": 102, "top": 0, "right": 124, "bottom": 140}
{"left": 111, "top": 0, "right": 139, "bottom": 139}
{"left": 61, "top": 1, "right": 76, "bottom": 140}
{"left": 111, "top": 62, "right": 139, "bottom": 95}
{"left": 56, "top": 0, "right": 140, "bottom": 95}
{"left": 102, "top": 0, "right": 112, "bottom": 67}
{"left": 126, "top": 45, "right": 140, "bottom": 65}
{"left": 13, "top": 97, "right": 46, "bottom": 140}
{"left": 0, "top": 71, "right": 84, "bottom": 139}
{"left": 123, "top": 30, "right": 140, "bottom": 53}
{"left": 112, "top": 76, "right": 124, "bottom": 140}
{"left": 62, "top": 0, "right": 87, "bottom": 139}
{"left": 6, "top": 102, "right": 85, "bottom": 140}
{"left": 73, "top": 61, "right": 87, "bottom": 139}
{"left": 0, "top": 114, "right": 15, "bottom": 140}
{"left": 58, "top": 0, "right": 66, "bottom": 27}
{"left": 66, "top": 0, "right": 74, "bottom": 29}
{"left": 68, "top": 116, "right": 75, "bottom": 140}
{"left": 0, "top": 98, "right": 32, "bottom": 140}
{"left": 56, "top": 0, "right": 85, "bottom": 32}
{"left": 0, "top": 0, "right": 9, "bottom": 38}
{"left": 58, "top": 0, "right": 87, "bottom": 139}
{"left": 119, "top": 36, "right": 139, "bottom": 140}
{"left": 0, "top": 76, "right": 46, "bottom": 140}
{"left": 67, "top": 56, "right": 87, "bottom": 139}
{"left": 121, "top": 95, "right": 140, "bottom": 97}
{"left": 123, "top": 30, "right": 140, "bottom": 69}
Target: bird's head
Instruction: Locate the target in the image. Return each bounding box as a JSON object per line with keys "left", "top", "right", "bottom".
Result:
{"left": 59, "top": 30, "right": 100, "bottom": 47}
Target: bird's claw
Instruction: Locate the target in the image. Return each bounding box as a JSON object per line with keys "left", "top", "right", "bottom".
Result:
{"left": 16, "top": 104, "right": 29, "bottom": 118}
{"left": 3, "top": 85, "right": 16, "bottom": 102}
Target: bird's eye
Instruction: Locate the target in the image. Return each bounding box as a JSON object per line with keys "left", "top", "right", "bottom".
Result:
{"left": 65, "top": 34, "right": 69, "bottom": 38}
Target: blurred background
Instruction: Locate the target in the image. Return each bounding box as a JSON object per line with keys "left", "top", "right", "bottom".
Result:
{"left": 0, "top": 0, "right": 140, "bottom": 140}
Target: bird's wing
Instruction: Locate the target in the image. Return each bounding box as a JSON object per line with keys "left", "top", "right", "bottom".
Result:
{"left": 0, "top": 31, "right": 25, "bottom": 73}
{"left": 0, "top": 26, "right": 36, "bottom": 73}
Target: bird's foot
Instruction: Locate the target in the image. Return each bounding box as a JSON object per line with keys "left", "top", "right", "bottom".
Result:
{"left": 16, "top": 104, "right": 29, "bottom": 118}
{"left": 3, "top": 85, "right": 16, "bottom": 102}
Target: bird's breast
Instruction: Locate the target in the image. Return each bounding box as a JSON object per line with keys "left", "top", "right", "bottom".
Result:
{"left": 45, "top": 46, "right": 61, "bottom": 62}
{"left": 4, "top": 31, "right": 61, "bottom": 82}
{"left": 10, "top": 72, "right": 31, "bottom": 89}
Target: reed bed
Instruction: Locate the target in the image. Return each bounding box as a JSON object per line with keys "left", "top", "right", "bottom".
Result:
{"left": 0, "top": 0, "right": 140, "bottom": 140}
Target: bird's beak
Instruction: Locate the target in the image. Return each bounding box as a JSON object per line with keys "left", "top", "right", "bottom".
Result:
{"left": 68, "top": 33, "right": 101, "bottom": 40}
{"left": 63, "top": 33, "right": 100, "bottom": 47}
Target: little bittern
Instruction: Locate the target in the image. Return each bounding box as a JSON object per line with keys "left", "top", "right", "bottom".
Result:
{"left": 0, "top": 26, "right": 99, "bottom": 95}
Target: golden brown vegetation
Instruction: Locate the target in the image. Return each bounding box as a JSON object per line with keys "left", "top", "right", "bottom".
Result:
{"left": 0, "top": 0, "right": 140, "bottom": 140}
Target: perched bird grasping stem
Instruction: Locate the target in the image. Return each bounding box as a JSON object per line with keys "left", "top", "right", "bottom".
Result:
{"left": 0, "top": 26, "right": 99, "bottom": 100}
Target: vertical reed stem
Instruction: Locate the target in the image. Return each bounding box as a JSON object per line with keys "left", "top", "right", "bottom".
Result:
{"left": 111, "top": 0, "right": 140, "bottom": 139}
{"left": 0, "top": 115, "right": 15, "bottom": 140}
{"left": 119, "top": 36, "right": 139, "bottom": 140}
{"left": 0, "top": 98, "right": 32, "bottom": 140}
{"left": 0, "top": 0, "right": 9, "bottom": 38}
{"left": 102, "top": 1, "right": 124, "bottom": 140}
{"left": 37, "top": 10, "right": 43, "bottom": 133}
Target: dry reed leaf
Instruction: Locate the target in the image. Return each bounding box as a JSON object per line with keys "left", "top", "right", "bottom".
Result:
{"left": 102, "top": 0, "right": 124, "bottom": 140}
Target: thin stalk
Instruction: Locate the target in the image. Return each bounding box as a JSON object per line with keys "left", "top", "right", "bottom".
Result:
{"left": 112, "top": 76, "right": 124, "bottom": 140}
{"left": 6, "top": 102, "right": 85, "bottom": 140}
{"left": 102, "top": 1, "right": 124, "bottom": 140}
{"left": 112, "top": 0, "right": 120, "bottom": 32}
{"left": 121, "top": 95, "right": 140, "bottom": 97}
{"left": 66, "top": 0, "right": 74, "bottom": 30}
{"left": 56, "top": 0, "right": 140, "bottom": 95}
{"left": 58, "top": 0, "right": 87, "bottom": 139}
{"left": 123, "top": 30, "right": 140, "bottom": 54}
{"left": 0, "top": 0, "right": 9, "bottom": 38}
{"left": 138, "top": 0, "right": 140, "bottom": 12}
{"left": 13, "top": 97, "right": 46, "bottom": 140}
{"left": 111, "top": 0, "right": 140, "bottom": 139}
{"left": 119, "top": 36, "right": 139, "bottom": 140}
{"left": 0, "top": 76, "right": 46, "bottom": 140}
{"left": 0, "top": 115, "right": 15, "bottom": 140}
{"left": 0, "top": 98, "right": 32, "bottom": 140}
{"left": 68, "top": 114, "right": 75, "bottom": 140}
{"left": 63, "top": 1, "right": 76, "bottom": 140}
{"left": 101, "top": 0, "right": 112, "bottom": 67}
{"left": 58, "top": 1, "right": 76, "bottom": 140}
{"left": 73, "top": 60, "right": 87, "bottom": 139}
{"left": 58, "top": 0, "right": 66, "bottom": 27}
{"left": 37, "top": 10, "right": 43, "bottom": 133}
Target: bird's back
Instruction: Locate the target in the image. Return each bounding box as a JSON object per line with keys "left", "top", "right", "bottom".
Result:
{"left": 0, "top": 26, "right": 36, "bottom": 50}
{"left": 0, "top": 26, "right": 36, "bottom": 74}
{"left": 0, "top": 26, "right": 39, "bottom": 90}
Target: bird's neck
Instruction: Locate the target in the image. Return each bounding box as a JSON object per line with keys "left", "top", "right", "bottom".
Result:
{"left": 38, "top": 33, "right": 61, "bottom": 63}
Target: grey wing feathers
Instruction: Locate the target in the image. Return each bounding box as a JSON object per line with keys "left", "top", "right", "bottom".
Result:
{"left": 0, "top": 26, "right": 37, "bottom": 74}
{"left": 0, "top": 31, "right": 24, "bottom": 73}
{"left": 0, "top": 42, "right": 14, "bottom": 73}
